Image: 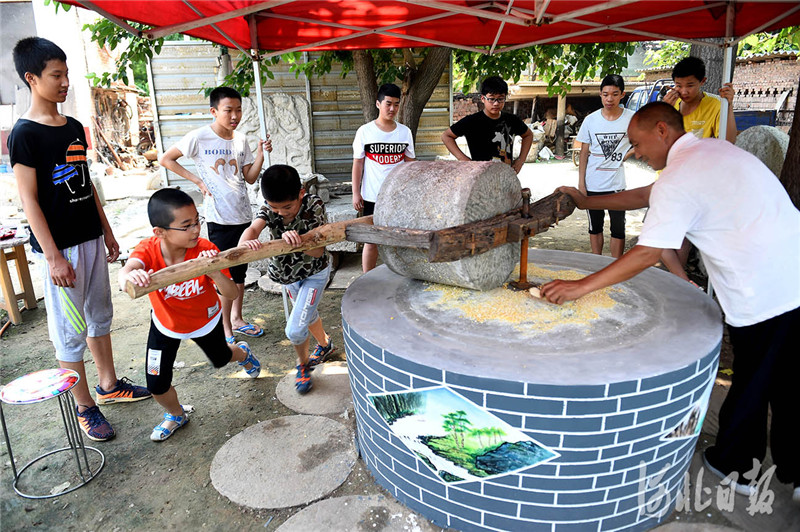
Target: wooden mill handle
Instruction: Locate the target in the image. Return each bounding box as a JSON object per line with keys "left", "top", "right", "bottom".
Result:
{"left": 125, "top": 216, "right": 374, "bottom": 299}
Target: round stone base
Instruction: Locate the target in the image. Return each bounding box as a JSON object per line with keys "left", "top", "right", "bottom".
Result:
{"left": 210, "top": 415, "right": 356, "bottom": 509}
{"left": 276, "top": 494, "right": 442, "bottom": 532}
{"left": 276, "top": 362, "right": 354, "bottom": 415}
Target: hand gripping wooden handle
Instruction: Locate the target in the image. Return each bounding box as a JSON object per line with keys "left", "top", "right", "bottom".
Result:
{"left": 125, "top": 216, "right": 373, "bottom": 299}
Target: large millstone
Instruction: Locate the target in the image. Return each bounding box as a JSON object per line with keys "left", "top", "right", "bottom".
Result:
{"left": 374, "top": 160, "right": 521, "bottom": 290}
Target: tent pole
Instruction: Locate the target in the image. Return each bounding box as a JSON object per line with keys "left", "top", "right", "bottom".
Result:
{"left": 249, "top": 14, "right": 270, "bottom": 169}
{"left": 718, "top": 1, "right": 735, "bottom": 141}
{"left": 251, "top": 55, "right": 270, "bottom": 168}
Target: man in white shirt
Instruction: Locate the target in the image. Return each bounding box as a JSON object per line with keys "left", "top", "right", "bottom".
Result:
{"left": 541, "top": 102, "right": 800, "bottom": 500}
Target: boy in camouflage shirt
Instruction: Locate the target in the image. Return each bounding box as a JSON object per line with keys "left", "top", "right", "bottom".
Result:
{"left": 239, "top": 165, "right": 335, "bottom": 393}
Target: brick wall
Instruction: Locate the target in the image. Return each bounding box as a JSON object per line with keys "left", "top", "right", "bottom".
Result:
{"left": 453, "top": 94, "right": 480, "bottom": 122}
{"left": 343, "top": 318, "right": 720, "bottom": 532}
{"left": 734, "top": 56, "right": 799, "bottom": 129}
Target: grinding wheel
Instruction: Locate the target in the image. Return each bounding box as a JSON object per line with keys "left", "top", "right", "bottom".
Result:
{"left": 374, "top": 160, "right": 521, "bottom": 290}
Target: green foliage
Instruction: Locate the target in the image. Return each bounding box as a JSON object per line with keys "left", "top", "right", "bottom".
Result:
{"left": 738, "top": 26, "right": 800, "bottom": 57}
{"left": 644, "top": 28, "right": 800, "bottom": 69}
{"left": 80, "top": 18, "right": 163, "bottom": 91}
{"left": 453, "top": 42, "right": 637, "bottom": 96}
{"left": 643, "top": 41, "right": 690, "bottom": 68}
{"left": 442, "top": 410, "right": 472, "bottom": 449}
{"left": 43, "top": 0, "right": 70, "bottom": 13}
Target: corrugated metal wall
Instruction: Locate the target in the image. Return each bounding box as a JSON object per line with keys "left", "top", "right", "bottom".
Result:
{"left": 149, "top": 41, "right": 450, "bottom": 186}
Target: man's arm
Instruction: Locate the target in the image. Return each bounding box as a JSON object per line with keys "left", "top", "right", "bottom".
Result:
{"left": 242, "top": 137, "right": 273, "bottom": 184}
{"left": 158, "top": 146, "right": 210, "bottom": 196}
{"left": 512, "top": 129, "right": 533, "bottom": 174}
{"left": 557, "top": 184, "right": 652, "bottom": 211}
{"left": 352, "top": 157, "right": 365, "bottom": 211}
{"left": 238, "top": 217, "right": 268, "bottom": 246}
{"left": 14, "top": 163, "right": 76, "bottom": 287}
{"left": 540, "top": 245, "right": 663, "bottom": 304}
{"left": 719, "top": 83, "right": 737, "bottom": 143}
{"left": 441, "top": 128, "right": 471, "bottom": 161}
{"left": 577, "top": 143, "right": 590, "bottom": 194}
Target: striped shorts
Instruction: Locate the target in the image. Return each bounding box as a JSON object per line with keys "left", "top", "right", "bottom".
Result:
{"left": 38, "top": 236, "right": 113, "bottom": 362}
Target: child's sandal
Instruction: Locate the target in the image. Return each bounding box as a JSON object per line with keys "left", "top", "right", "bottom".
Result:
{"left": 237, "top": 341, "right": 261, "bottom": 378}
{"left": 150, "top": 410, "right": 189, "bottom": 442}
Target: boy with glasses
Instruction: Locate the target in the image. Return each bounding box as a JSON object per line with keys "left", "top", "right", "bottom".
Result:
{"left": 442, "top": 76, "right": 533, "bottom": 174}
{"left": 118, "top": 188, "right": 261, "bottom": 441}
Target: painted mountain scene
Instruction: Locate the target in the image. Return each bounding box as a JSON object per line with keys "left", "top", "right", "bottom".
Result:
{"left": 369, "top": 387, "right": 558, "bottom": 483}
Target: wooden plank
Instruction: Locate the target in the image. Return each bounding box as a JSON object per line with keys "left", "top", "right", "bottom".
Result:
{"left": 428, "top": 191, "right": 575, "bottom": 262}
{"left": 126, "top": 216, "right": 373, "bottom": 299}
{"left": 346, "top": 224, "right": 433, "bottom": 248}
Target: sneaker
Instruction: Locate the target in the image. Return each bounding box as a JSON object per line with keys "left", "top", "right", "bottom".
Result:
{"left": 96, "top": 377, "right": 152, "bottom": 405}
{"left": 75, "top": 405, "right": 115, "bottom": 442}
{"left": 237, "top": 341, "right": 261, "bottom": 378}
{"left": 295, "top": 363, "right": 313, "bottom": 394}
{"left": 702, "top": 449, "right": 757, "bottom": 497}
{"left": 308, "top": 339, "right": 336, "bottom": 367}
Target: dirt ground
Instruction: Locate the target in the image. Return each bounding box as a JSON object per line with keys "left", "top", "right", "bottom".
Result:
{"left": 0, "top": 160, "right": 778, "bottom": 531}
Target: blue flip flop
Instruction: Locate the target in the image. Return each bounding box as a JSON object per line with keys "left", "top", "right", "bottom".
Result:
{"left": 234, "top": 323, "right": 264, "bottom": 338}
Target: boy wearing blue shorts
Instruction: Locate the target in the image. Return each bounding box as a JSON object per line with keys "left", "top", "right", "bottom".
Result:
{"left": 239, "top": 165, "right": 335, "bottom": 394}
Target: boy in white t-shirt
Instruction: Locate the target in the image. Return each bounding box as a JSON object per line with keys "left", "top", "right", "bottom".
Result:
{"left": 576, "top": 74, "right": 634, "bottom": 258}
{"left": 159, "top": 87, "right": 271, "bottom": 343}
{"left": 352, "top": 83, "right": 416, "bottom": 272}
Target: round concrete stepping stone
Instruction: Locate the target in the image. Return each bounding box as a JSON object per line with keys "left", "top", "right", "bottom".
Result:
{"left": 276, "top": 362, "right": 353, "bottom": 415}
{"left": 653, "top": 525, "right": 740, "bottom": 532}
{"left": 277, "top": 495, "right": 442, "bottom": 532}
{"left": 210, "top": 415, "right": 356, "bottom": 509}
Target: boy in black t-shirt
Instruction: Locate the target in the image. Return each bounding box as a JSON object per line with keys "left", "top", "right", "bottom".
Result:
{"left": 7, "top": 37, "right": 150, "bottom": 442}
{"left": 442, "top": 76, "right": 533, "bottom": 174}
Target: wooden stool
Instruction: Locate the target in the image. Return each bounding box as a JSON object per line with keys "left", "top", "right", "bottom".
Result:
{"left": 0, "top": 235, "right": 37, "bottom": 325}
{"left": 0, "top": 369, "right": 104, "bottom": 498}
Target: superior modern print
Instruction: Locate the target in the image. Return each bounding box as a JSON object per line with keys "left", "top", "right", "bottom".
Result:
{"left": 369, "top": 386, "right": 558, "bottom": 483}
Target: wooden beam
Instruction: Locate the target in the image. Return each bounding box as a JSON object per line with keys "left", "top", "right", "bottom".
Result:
{"left": 346, "top": 224, "right": 433, "bottom": 249}
{"left": 126, "top": 216, "right": 373, "bottom": 299}
{"left": 125, "top": 191, "right": 576, "bottom": 299}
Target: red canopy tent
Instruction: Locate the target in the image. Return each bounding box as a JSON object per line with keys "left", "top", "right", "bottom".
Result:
{"left": 63, "top": 1, "right": 800, "bottom": 56}
{"left": 61, "top": 0, "right": 800, "bottom": 159}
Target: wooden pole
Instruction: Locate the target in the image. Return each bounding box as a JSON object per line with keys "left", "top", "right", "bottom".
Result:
{"left": 126, "top": 216, "right": 373, "bottom": 299}
{"left": 555, "top": 93, "right": 566, "bottom": 156}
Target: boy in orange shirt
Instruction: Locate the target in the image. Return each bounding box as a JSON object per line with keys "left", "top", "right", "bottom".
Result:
{"left": 118, "top": 188, "right": 260, "bottom": 441}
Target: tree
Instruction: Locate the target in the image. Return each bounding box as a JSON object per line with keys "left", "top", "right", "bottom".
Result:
{"left": 780, "top": 83, "right": 800, "bottom": 208}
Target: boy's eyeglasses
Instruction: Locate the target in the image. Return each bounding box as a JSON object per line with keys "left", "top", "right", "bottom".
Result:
{"left": 483, "top": 97, "right": 506, "bottom": 104}
{"left": 161, "top": 216, "right": 204, "bottom": 231}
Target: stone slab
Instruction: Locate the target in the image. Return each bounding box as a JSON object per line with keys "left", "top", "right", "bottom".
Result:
{"left": 276, "top": 362, "right": 353, "bottom": 415}
{"left": 325, "top": 195, "right": 359, "bottom": 253}
{"left": 257, "top": 274, "right": 283, "bottom": 294}
{"left": 210, "top": 415, "right": 356, "bottom": 509}
{"left": 328, "top": 252, "right": 365, "bottom": 290}
{"left": 276, "top": 495, "right": 443, "bottom": 532}
{"left": 735, "top": 125, "right": 789, "bottom": 178}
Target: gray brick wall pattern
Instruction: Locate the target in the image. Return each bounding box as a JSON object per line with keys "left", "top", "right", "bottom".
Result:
{"left": 344, "top": 318, "right": 720, "bottom": 531}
